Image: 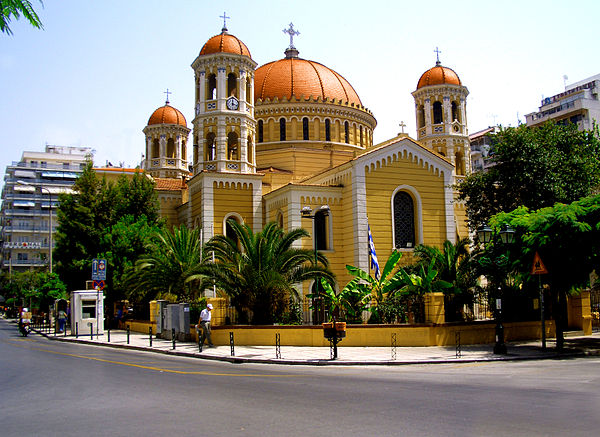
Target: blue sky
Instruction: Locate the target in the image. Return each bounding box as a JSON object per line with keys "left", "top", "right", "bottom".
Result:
{"left": 1, "top": 0, "right": 599, "bottom": 177}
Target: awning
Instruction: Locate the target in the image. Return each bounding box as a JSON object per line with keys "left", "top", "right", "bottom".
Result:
{"left": 14, "top": 185, "right": 35, "bottom": 192}
{"left": 13, "top": 201, "right": 35, "bottom": 207}
{"left": 14, "top": 170, "right": 36, "bottom": 178}
{"left": 46, "top": 186, "right": 74, "bottom": 194}
{"left": 41, "top": 171, "right": 79, "bottom": 179}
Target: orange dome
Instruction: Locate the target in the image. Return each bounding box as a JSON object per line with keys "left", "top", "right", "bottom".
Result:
{"left": 200, "top": 31, "right": 251, "bottom": 58}
{"left": 417, "top": 63, "right": 462, "bottom": 89}
{"left": 148, "top": 104, "right": 187, "bottom": 127}
{"left": 255, "top": 57, "right": 362, "bottom": 106}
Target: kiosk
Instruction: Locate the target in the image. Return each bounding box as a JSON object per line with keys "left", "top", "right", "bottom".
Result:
{"left": 70, "top": 290, "right": 104, "bottom": 336}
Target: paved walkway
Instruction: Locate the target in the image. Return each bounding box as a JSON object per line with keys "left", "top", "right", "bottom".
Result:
{"left": 27, "top": 323, "right": 600, "bottom": 365}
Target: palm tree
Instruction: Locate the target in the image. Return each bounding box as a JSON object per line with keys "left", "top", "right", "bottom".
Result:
{"left": 124, "top": 225, "right": 205, "bottom": 303}
{"left": 1, "top": 0, "right": 44, "bottom": 35}
{"left": 202, "top": 220, "right": 334, "bottom": 325}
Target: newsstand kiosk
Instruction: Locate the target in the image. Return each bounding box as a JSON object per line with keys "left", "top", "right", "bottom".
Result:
{"left": 70, "top": 290, "right": 105, "bottom": 336}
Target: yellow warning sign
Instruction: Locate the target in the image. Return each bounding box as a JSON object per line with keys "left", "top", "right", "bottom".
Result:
{"left": 531, "top": 251, "right": 548, "bottom": 275}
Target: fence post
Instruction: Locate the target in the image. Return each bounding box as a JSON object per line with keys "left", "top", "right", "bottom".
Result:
{"left": 75, "top": 322, "right": 79, "bottom": 339}
{"left": 229, "top": 331, "right": 235, "bottom": 356}
{"left": 391, "top": 333, "right": 397, "bottom": 360}
{"left": 172, "top": 328, "right": 176, "bottom": 350}
{"left": 127, "top": 325, "right": 130, "bottom": 344}
{"left": 89, "top": 322, "right": 93, "bottom": 340}
{"left": 149, "top": 327, "right": 153, "bottom": 347}
{"left": 107, "top": 325, "right": 110, "bottom": 342}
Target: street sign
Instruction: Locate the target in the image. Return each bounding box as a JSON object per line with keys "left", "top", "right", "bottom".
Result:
{"left": 92, "top": 280, "right": 105, "bottom": 290}
{"left": 92, "top": 258, "right": 107, "bottom": 280}
{"left": 531, "top": 252, "right": 548, "bottom": 275}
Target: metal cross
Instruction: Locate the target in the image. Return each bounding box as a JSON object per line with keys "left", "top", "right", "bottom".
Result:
{"left": 220, "top": 12, "right": 230, "bottom": 31}
{"left": 399, "top": 121, "right": 406, "bottom": 134}
{"left": 283, "top": 22, "right": 300, "bottom": 49}
{"left": 164, "top": 88, "right": 171, "bottom": 104}
{"left": 434, "top": 47, "right": 442, "bottom": 65}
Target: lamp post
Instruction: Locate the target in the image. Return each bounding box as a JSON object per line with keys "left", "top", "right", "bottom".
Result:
{"left": 477, "top": 223, "right": 515, "bottom": 355}
{"left": 300, "top": 205, "right": 330, "bottom": 324}
{"left": 17, "top": 180, "right": 52, "bottom": 273}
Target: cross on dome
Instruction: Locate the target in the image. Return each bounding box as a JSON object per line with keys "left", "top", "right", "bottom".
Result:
{"left": 164, "top": 88, "right": 172, "bottom": 105}
{"left": 434, "top": 47, "right": 442, "bottom": 66}
{"left": 220, "top": 11, "right": 230, "bottom": 32}
{"left": 283, "top": 22, "right": 300, "bottom": 49}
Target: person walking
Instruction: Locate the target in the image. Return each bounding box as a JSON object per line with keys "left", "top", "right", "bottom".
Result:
{"left": 197, "top": 303, "right": 214, "bottom": 348}
{"left": 57, "top": 309, "right": 67, "bottom": 333}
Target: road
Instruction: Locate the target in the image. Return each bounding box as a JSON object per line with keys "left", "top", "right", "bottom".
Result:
{"left": 1, "top": 319, "right": 599, "bottom": 436}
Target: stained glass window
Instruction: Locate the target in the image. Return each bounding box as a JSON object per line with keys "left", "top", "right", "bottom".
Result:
{"left": 393, "top": 191, "right": 415, "bottom": 249}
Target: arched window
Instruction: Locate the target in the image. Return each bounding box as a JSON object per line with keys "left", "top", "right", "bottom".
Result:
{"left": 227, "top": 132, "right": 239, "bottom": 160}
{"left": 258, "top": 120, "right": 264, "bottom": 143}
{"left": 193, "top": 136, "right": 198, "bottom": 163}
{"left": 245, "top": 80, "right": 251, "bottom": 103}
{"left": 166, "top": 138, "right": 175, "bottom": 158}
{"left": 433, "top": 101, "right": 443, "bottom": 124}
{"left": 152, "top": 139, "right": 159, "bottom": 158}
{"left": 225, "top": 216, "right": 240, "bottom": 248}
{"left": 451, "top": 101, "right": 460, "bottom": 122}
{"left": 344, "top": 121, "right": 349, "bottom": 144}
{"left": 417, "top": 105, "right": 425, "bottom": 128}
{"left": 247, "top": 136, "right": 253, "bottom": 164}
{"left": 325, "top": 119, "right": 331, "bottom": 141}
{"left": 181, "top": 140, "right": 186, "bottom": 162}
{"left": 315, "top": 210, "right": 329, "bottom": 250}
{"left": 302, "top": 117, "right": 309, "bottom": 140}
{"left": 393, "top": 191, "right": 415, "bottom": 249}
{"left": 227, "top": 73, "right": 237, "bottom": 97}
{"left": 207, "top": 74, "right": 217, "bottom": 100}
{"left": 359, "top": 126, "right": 363, "bottom": 146}
{"left": 455, "top": 151, "right": 464, "bottom": 176}
{"left": 206, "top": 133, "right": 216, "bottom": 161}
{"left": 279, "top": 118, "right": 286, "bottom": 141}
{"left": 276, "top": 211, "right": 284, "bottom": 229}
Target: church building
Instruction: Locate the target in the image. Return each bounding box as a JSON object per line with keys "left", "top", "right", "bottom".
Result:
{"left": 139, "top": 21, "right": 470, "bottom": 305}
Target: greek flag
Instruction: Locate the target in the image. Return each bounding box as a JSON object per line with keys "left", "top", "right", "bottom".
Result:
{"left": 368, "top": 224, "right": 380, "bottom": 280}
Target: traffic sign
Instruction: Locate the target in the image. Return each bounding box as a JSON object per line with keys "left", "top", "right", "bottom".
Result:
{"left": 531, "top": 252, "right": 548, "bottom": 275}
{"left": 92, "top": 280, "right": 105, "bottom": 290}
{"left": 92, "top": 258, "right": 107, "bottom": 280}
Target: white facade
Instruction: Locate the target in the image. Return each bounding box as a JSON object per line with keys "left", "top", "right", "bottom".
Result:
{"left": 525, "top": 73, "right": 600, "bottom": 131}
{"left": 0, "top": 145, "right": 92, "bottom": 272}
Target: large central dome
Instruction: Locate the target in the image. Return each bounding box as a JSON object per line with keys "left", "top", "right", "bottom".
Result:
{"left": 254, "top": 57, "right": 363, "bottom": 106}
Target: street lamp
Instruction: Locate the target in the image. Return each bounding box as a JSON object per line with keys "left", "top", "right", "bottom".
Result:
{"left": 17, "top": 180, "right": 52, "bottom": 274}
{"left": 477, "top": 222, "right": 515, "bottom": 355}
{"left": 300, "top": 205, "right": 330, "bottom": 324}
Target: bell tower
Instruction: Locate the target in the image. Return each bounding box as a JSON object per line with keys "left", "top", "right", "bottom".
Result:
{"left": 412, "top": 50, "right": 470, "bottom": 178}
{"left": 190, "top": 20, "right": 257, "bottom": 175}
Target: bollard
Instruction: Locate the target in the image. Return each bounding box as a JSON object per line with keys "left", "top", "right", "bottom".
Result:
{"left": 149, "top": 327, "right": 153, "bottom": 347}
{"left": 172, "top": 328, "right": 176, "bottom": 350}
{"left": 127, "top": 325, "right": 130, "bottom": 345}
{"left": 75, "top": 322, "right": 79, "bottom": 339}
{"left": 89, "top": 322, "right": 93, "bottom": 340}
{"left": 455, "top": 331, "right": 462, "bottom": 358}
{"left": 275, "top": 333, "right": 281, "bottom": 359}
{"left": 229, "top": 331, "right": 235, "bottom": 357}
{"left": 391, "top": 333, "right": 397, "bottom": 361}
{"left": 107, "top": 326, "right": 110, "bottom": 342}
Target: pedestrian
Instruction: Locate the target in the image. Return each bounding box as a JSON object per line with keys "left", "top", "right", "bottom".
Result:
{"left": 197, "top": 303, "right": 214, "bottom": 348}
{"left": 57, "top": 308, "right": 67, "bottom": 333}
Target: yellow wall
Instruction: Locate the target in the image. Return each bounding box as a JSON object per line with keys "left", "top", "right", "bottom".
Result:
{"left": 213, "top": 181, "right": 255, "bottom": 231}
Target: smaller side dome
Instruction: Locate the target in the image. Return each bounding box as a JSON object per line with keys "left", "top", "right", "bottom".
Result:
{"left": 417, "top": 63, "right": 461, "bottom": 89}
{"left": 200, "top": 31, "right": 252, "bottom": 58}
{"left": 148, "top": 104, "right": 187, "bottom": 127}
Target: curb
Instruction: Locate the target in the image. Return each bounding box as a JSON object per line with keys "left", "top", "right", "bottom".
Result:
{"left": 32, "top": 328, "right": 590, "bottom": 366}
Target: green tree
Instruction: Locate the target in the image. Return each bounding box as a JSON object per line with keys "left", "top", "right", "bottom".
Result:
{"left": 308, "top": 277, "right": 370, "bottom": 323}
{"left": 457, "top": 122, "right": 600, "bottom": 229}
{"left": 0, "top": 0, "right": 43, "bottom": 35}
{"left": 492, "top": 194, "right": 600, "bottom": 349}
{"left": 54, "top": 161, "right": 161, "bottom": 306}
{"left": 124, "top": 225, "right": 205, "bottom": 303}
{"left": 202, "top": 220, "right": 334, "bottom": 325}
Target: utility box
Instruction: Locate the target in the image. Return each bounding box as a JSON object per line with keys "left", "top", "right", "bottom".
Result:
{"left": 150, "top": 300, "right": 168, "bottom": 336}
{"left": 178, "top": 303, "right": 190, "bottom": 341}
{"left": 71, "top": 290, "right": 104, "bottom": 336}
{"left": 163, "top": 304, "right": 180, "bottom": 340}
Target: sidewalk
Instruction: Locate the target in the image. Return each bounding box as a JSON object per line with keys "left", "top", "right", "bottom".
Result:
{"left": 30, "top": 324, "right": 600, "bottom": 365}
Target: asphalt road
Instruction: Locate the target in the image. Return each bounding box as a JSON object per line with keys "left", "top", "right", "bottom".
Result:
{"left": 1, "top": 319, "right": 599, "bottom": 437}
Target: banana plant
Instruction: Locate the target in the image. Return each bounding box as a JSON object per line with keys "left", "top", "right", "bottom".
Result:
{"left": 307, "top": 277, "right": 370, "bottom": 322}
